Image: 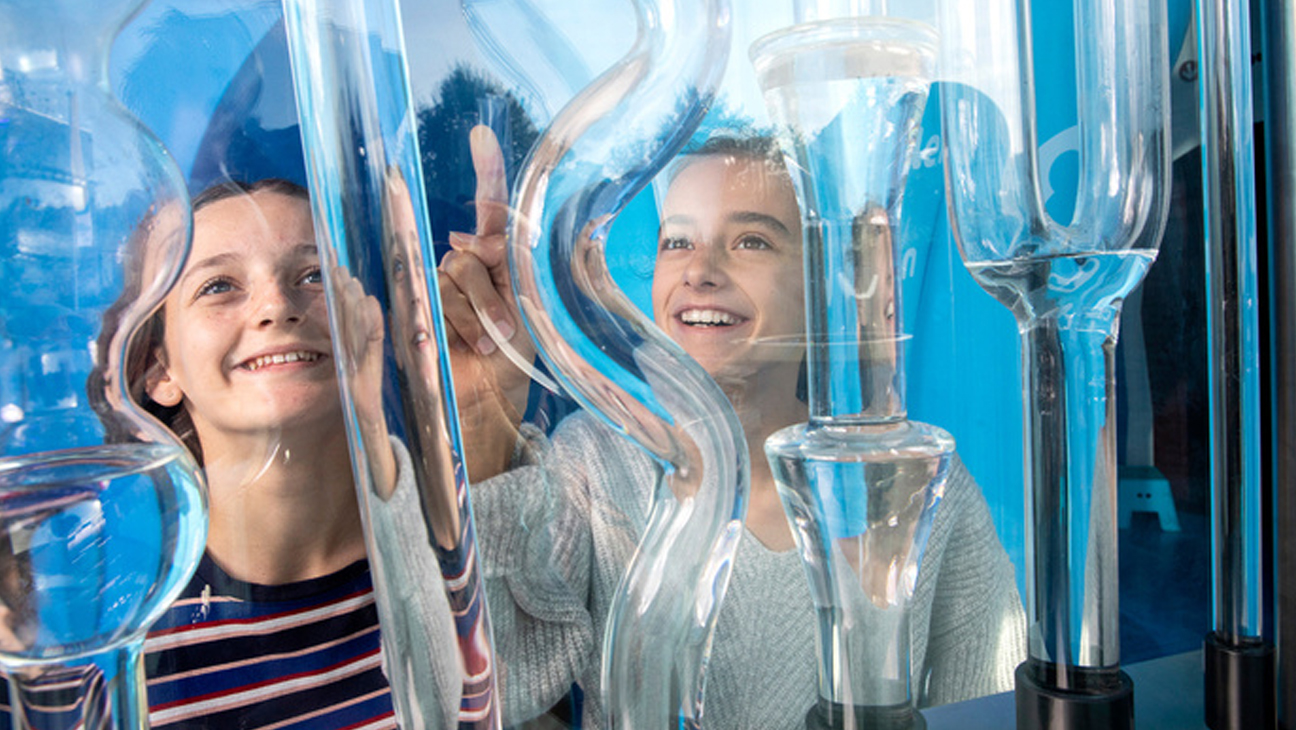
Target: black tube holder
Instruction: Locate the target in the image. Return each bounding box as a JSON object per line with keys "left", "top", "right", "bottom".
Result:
{"left": 1203, "top": 631, "right": 1275, "bottom": 730}
{"left": 805, "top": 698, "right": 926, "bottom": 730}
{"left": 1015, "top": 658, "right": 1134, "bottom": 730}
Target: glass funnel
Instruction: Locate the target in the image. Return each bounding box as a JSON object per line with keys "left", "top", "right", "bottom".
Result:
{"left": 938, "top": 0, "right": 1170, "bottom": 724}
{"left": 752, "top": 18, "right": 953, "bottom": 730}
{"left": 0, "top": 0, "right": 208, "bottom": 727}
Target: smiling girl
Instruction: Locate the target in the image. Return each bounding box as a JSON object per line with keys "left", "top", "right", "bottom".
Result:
{"left": 101, "top": 179, "right": 401, "bottom": 729}
{"left": 441, "top": 130, "right": 1027, "bottom": 729}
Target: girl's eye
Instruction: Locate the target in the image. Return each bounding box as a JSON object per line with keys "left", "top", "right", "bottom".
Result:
{"left": 299, "top": 266, "right": 323, "bottom": 286}
{"left": 195, "top": 277, "right": 234, "bottom": 298}
{"left": 735, "top": 236, "right": 772, "bottom": 251}
{"left": 660, "top": 236, "right": 692, "bottom": 252}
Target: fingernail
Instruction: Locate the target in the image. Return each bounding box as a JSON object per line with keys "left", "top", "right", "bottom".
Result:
{"left": 494, "top": 318, "right": 516, "bottom": 341}
{"left": 476, "top": 336, "right": 497, "bottom": 356}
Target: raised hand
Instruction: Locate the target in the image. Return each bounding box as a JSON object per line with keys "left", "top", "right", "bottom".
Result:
{"left": 439, "top": 126, "right": 536, "bottom": 481}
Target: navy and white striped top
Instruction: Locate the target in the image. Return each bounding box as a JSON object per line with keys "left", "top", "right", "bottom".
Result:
{"left": 143, "top": 554, "right": 397, "bottom": 729}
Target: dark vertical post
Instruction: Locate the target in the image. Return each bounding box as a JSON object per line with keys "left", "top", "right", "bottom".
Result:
{"left": 1259, "top": 0, "right": 1296, "bottom": 726}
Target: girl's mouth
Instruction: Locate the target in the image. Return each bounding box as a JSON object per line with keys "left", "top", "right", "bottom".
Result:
{"left": 241, "top": 351, "right": 323, "bottom": 371}
{"left": 679, "top": 308, "right": 744, "bottom": 327}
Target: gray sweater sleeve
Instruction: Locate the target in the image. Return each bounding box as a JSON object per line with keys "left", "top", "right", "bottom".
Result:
{"left": 363, "top": 437, "right": 464, "bottom": 730}
{"left": 469, "top": 423, "right": 601, "bottom": 727}
{"left": 909, "top": 456, "right": 1028, "bottom": 706}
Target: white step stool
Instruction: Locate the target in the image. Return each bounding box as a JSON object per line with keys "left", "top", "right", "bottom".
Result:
{"left": 1118, "top": 464, "right": 1180, "bottom": 532}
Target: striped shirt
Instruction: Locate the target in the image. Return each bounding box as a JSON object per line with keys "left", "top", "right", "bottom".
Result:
{"left": 143, "top": 554, "right": 397, "bottom": 730}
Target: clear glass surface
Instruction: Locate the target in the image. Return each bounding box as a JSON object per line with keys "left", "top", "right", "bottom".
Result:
{"left": 753, "top": 16, "right": 954, "bottom": 722}
{"left": 767, "top": 421, "right": 951, "bottom": 711}
{"left": 1196, "top": 0, "right": 1265, "bottom": 643}
{"left": 752, "top": 18, "right": 935, "bottom": 425}
{"left": 938, "top": 0, "right": 1171, "bottom": 677}
{"left": 497, "top": 1, "right": 743, "bottom": 727}
{"left": 0, "top": 0, "right": 208, "bottom": 726}
{"left": 282, "top": 0, "right": 496, "bottom": 725}
{"left": 461, "top": 0, "right": 594, "bottom": 125}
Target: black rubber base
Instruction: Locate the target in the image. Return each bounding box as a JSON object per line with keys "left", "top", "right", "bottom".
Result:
{"left": 804, "top": 698, "right": 926, "bottom": 730}
{"left": 1203, "top": 631, "right": 1276, "bottom": 730}
{"left": 1015, "top": 659, "right": 1134, "bottom": 730}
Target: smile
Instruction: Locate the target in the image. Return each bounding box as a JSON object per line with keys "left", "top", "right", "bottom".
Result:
{"left": 680, "top": 308, "right": 744, "bottom": 327}
{"left": 241, "top": 351, "right": 323, "bottom": 371}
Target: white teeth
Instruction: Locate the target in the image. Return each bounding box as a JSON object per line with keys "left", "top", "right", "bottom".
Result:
{"left": 681, "top": 309, "right": 738, "bottom": 326}
{"left": 244, "top": 351, "right": 320, "bottom": 371}
{"left": 413, "top": 332, "right": 429, "bottom": 345}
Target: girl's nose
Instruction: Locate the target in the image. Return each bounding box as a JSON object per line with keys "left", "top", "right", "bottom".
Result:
{"left": 682, "top": 243, "right": 728, "bottom": 288}
{"left": 254, "top": 282, "right": 305, "bottom": 327}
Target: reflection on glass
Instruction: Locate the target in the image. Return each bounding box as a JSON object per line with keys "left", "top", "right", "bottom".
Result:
{"left": 938, "top": 0, "right": 1170, "bottom": 724}
{"left": 0, "top": 0, "right": 207, "bottom": 727}
{"left": 283, "top": 0, "right": 496, "bottom": 726}
{"left": 380, "top": 169, "right": 496, "bottom": 728}
{"left": 753, "top": 18, "right": 953, "bottom": 729}
{"left": 461, "top": 0, "right": 593, "bottom": 125}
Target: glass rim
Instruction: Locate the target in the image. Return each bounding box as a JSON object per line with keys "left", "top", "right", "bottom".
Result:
{"left": 748, "top": 16, "right": 939, "bottom": 68}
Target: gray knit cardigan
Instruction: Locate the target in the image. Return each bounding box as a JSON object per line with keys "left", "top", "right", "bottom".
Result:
{"left": 464, "top": 413, "right": 1027, "bottom": 729}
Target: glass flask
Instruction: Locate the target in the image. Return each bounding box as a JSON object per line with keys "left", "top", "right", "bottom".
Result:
{"left": 0, "top": 0, "right": 208, "bottom": 728}
{"left": 282, "top": 0, "right": 495, "bottom": 726}
{"left": 937, "top": 0, "right": 1170, "bottom": 726}
{"left": 752, "top": 17, "right": 952, "bottom": 730}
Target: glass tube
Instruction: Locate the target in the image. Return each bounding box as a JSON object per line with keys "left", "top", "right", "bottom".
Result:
{"left": 754, "top": 17, "right": 953, "bottom": 727}
{"left": 1196, "top": 0, "right": 1266, "bottom": 647}
{"left": 282, "top": 0, "right": 497, "bottom": 726}
{"left": 938, "top": 0, "right": 1170, "bottom": 687}
{"left": 1259, "top": 0, "right": 1296, "bottom": 717}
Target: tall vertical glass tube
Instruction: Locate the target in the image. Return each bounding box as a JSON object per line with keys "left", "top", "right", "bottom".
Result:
{"left": 753, "top": 18, "right": 952, "bottom": 730}
{"left": 0, "top": 0, "right": 208, "bottom": 727}
{"left": 283, "top": 0, "right": 496, "bottom": 726}
{"left": 500, "top": 1, "right": 739, "bottom": 726}
{"left": 1197, "top": 0, "right": 1277, "bottom": 726}
{"left": 938, "top": 0, "right": 1170, "bottom": 726}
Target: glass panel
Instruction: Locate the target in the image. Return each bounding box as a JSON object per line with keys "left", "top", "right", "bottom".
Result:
{"left": 0, "top": 0, "right": 1231, "bottom": 728}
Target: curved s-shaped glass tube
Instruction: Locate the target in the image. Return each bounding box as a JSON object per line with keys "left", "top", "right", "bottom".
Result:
{"left": 505, "top": 1, "right": 739, "bottom": 727}
{"left": 460, "top": 0, "right": 594, "bottom": 125}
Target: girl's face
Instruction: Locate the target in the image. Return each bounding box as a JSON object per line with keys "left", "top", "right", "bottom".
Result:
{"left": 385, "top": 179, "right": 435, "bottom": 383}
{"left": 147, "top": 191, "right": 337, "bottom": 449}
{"left": 652, "top": 154, "right": 806, "bottom": 389}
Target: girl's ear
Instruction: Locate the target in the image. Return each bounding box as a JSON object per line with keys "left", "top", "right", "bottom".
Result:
{"left": 144, "top": 354, "right": 183, "bottom": 407}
